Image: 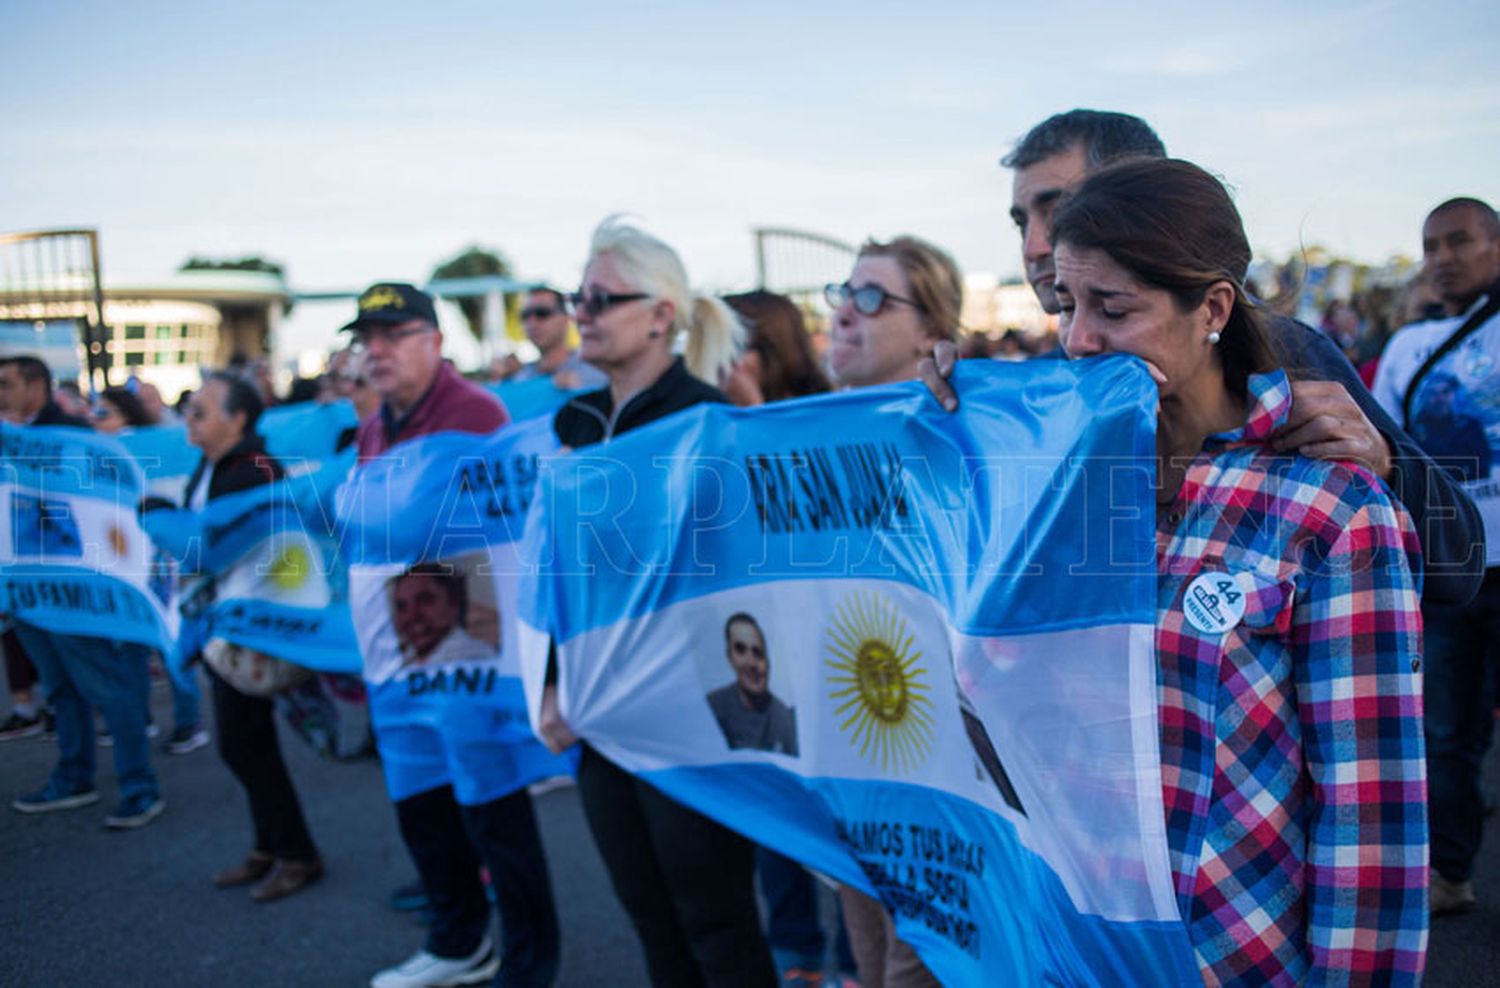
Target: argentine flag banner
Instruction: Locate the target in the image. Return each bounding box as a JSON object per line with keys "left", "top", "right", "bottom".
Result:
{"left": 337, "top": 418, "right": 576, "bottom": 805}
{"left": 520, "top": 359, "right": 1197, "bottom": 984}
{"left": 1, "top": 424, "right": 177, "bottom": 652}
{"left": 145, "top": 461, "right": 360, "bottom": 673}
{"left": 117, "top": 424, "right": 200, "bottom": 501}
{"left": 258, "top": 400, "right": 359, "bottom": 467}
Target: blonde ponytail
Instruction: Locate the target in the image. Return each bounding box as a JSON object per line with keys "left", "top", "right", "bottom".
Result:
{"left": 587, "top": 216, "right": 744, "bottom": 386}
{"left": 684, "top": 294, "right": 745, "bottom": 387}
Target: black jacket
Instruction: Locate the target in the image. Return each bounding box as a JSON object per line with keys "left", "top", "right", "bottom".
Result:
{"left": 31, "top": 401, "right": 88, "bottom": 428}
{"left": 184, "top": 435, "right": 284, "bottom": 504}
{"left": 553, "top": 357, "right": 726, "bottom": 449}
{"left": 545, "top": 358, "right": 725, "bottom": 687}
{"left": 1271, "top": 315, "right": 1484, "bottom": 607}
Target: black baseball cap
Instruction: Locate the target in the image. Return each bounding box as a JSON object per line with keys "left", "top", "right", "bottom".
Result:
{"left": 340, "top": 282, "right": 439, "bottom": 332}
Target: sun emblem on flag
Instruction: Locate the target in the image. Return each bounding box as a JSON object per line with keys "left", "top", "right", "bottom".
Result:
{"left": 824, "top": 590, "right": 934, "bottom": 773}
{"left": 267, "top": 543, "right": 311, "bottom": 591}
{"left": 107, "top": 525, "right": 129, "bottom": 557}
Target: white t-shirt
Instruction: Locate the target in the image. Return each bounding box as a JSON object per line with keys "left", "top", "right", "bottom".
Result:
{"left": 1373, "top": 295, "right": 1500, "bottom": 566}
{"left": 1372, "top": 315, "right": 1465, "bottom": 422}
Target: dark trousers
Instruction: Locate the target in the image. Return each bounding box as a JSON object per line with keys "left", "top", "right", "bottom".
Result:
{"left": 3, "top": 628, "right": 39, "bottom": 692}
{"left": 395, "top": 784, "right": 559, "bottom": 988}
{"left": 577, "top": 744, "right": 776, "bottom": 988}
{"left": 1424, "top": 570, "right": 1500, "bottom": 883}
{"left": 209, "top": 670, "right": 317, "bottom": 861}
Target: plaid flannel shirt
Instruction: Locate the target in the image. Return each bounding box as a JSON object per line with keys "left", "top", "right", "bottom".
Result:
{"left": 1156, "top": 370, "right": 1429, "bottom": 986}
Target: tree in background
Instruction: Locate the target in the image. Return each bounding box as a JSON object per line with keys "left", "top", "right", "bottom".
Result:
{"left": 179, "top": 255, "right": 287, "bottom": 277}
{"left": 431, "top": 245, "right": 520, "bottom": 343}
{"left": 179, "top": 255, "right": 293, "bottom": 317}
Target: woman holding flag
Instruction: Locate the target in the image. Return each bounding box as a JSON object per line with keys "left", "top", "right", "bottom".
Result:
{"left": 185, "top": 371, "right": 325, "bottom": 902}
{"left": 1043, "top": 158, "right": 1428, "bottom": 984}
{"left": 537, "top": 217, "right": 779, "bottom": 987}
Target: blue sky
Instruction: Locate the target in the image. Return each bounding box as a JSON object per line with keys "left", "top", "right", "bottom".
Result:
{"left": 4, "top": 0, "right": 1498, "bottom": 355}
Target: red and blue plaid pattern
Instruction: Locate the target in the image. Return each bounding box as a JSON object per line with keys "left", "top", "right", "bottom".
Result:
{"left": 1156, "top": 370, "right": 1428, "bottom": 986}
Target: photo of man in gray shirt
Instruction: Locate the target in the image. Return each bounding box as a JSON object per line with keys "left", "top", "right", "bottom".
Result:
{"left": 706, "top": 613, "right": 798, "bottom": 756}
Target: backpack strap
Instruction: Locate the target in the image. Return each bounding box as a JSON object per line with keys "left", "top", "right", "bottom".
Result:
{"left": 1402, "top": 285, "right": 1500, "bottom": 431}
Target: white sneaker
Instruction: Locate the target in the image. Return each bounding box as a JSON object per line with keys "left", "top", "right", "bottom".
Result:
{"left": 371, "top": 938, "right": 498, "bottom": 988}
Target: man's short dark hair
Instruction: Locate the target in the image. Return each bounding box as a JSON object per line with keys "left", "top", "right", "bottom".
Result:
{"left": 0, "top": 355, "right": 53, "bottom": 390}
{"left": 528, "top": 286, "right": 567, "bottom": 309}
{"left": 203, "top": 370, "right": 265, "bottom": 432}
{"left": 724, "top": 611, "right": 762, "bottom": 644}
{"left": 1001, "top": 109, "right": 1166, "bottom": 170}
{"left": 1429, "top": 197, "right": 1500, "bottom": 239}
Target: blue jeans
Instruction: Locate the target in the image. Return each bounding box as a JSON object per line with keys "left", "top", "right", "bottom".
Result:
{"left": 757, "top": 848, "right": 856, "bottom": 975}
{"left": 169, "top": 661, "right": 202, "bottom": 731}
{"left": 14, "top": 623, "right": 159, "bottom": 803}
{"left": 1423, "top": 570, "right": 1500, "bottom": 883}
{"left": 758, "top": 847, "right": 825, "bottom": 966}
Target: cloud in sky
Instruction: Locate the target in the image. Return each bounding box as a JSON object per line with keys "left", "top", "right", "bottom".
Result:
{"left": 2, "top": 0, "right": 1497, "bottom": 364}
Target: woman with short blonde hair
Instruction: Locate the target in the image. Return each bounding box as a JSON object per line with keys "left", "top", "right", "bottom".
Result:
{"left": 541, "top": 218, "right": 776, "bottom": 987}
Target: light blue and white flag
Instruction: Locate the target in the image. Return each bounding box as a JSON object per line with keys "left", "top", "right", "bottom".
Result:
{"left": 1, "top": 424, "right": 178, "bottom": 652}
{"left": 259, "top": 400, "right": 359, "bottom": 467}
{"left": 117, "top": 424, "right": 200, "bottom": 501}
{"left": 519, "top": 358, "right": 1197, "bottom": 985}
{"left": 337, "top": 418, "right": 576, "bottom": 805}
{"left": 140, "top": 457, "right": 360, "bottom": 673}
{"left": 486, "top": 377, "right": 584, "bottom": 423}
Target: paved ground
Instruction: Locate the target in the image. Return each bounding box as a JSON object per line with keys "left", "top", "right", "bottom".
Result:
{"left": 2, "top": 677, "right": 1497, "bottom": 986}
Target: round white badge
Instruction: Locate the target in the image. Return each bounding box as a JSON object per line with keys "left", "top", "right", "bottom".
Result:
{"left": 1181, "top": 571, "right": 1247, "bottom": 635}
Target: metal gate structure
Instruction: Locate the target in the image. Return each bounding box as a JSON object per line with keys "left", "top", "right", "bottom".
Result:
{"left": 753, "top": 226, "right": 857, "bottom": 298}
{"left": 0, "top": 228, "right": 109, "bottom": 388}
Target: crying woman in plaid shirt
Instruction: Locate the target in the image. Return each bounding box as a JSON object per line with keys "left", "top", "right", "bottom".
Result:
{"left": 1052, "top": 159, "right": 1428, "bottom": 986}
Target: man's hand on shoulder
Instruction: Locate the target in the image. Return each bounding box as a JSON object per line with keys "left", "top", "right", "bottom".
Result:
{"left": 1271, "top": 379, "right": 1393, "bottom": 479}
{"left": 918, "top": 340, "right": 961, "bottom": 412}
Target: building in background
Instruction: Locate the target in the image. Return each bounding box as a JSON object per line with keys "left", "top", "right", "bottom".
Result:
{"left": 961, "top": 273, "right": 1055, "bottom": 340}
{"left": 0, "top": 267, "right": 289, "bottom": 400}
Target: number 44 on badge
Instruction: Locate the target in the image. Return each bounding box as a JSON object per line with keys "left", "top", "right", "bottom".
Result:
{"left": 1182, "top": 571, "right": 1246, "bottom": 636}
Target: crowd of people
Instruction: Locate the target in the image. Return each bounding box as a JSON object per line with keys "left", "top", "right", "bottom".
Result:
{"left": 2, "top": 107, "right": 1498, "bottom": 987}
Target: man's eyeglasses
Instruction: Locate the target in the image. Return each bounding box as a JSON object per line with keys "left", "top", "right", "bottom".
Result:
{"left": 566, "top": 290, "right": 650, "bottom": 318}
{"left": 824, "top": 282, "right": 925, "bottom": 317}
{"left": 350, "top": 324, "right": 434, "bottom": 353}
{"left": 520, "top": 306, "right": 562, "bottom": 321}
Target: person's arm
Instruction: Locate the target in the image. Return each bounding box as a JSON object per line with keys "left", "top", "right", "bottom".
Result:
{"left": 1271, "top": 319, "right": 1484, "bottom": 606}
{"left": 538, "top": 639, "right": 577, "bottom": 754}
{"left": 1293, "top": 489, "right": 1428, "bottom": 981}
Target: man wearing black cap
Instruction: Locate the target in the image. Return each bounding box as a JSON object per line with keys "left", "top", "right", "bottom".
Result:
{"left": 342, "top": 283, "right": 510, "bottom": 458}
{"left": 345, "top": 284, "right": 558, "bottom": 988}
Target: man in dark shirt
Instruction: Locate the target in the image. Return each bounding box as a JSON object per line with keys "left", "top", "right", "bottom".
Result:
{"left": 5, "top": 356, "right": 164, "bottom": 829}
{"left": 0, "top": 355, "right": 87, "bottom": 741}
{"left": 0, "top": 355, "right": 88, "bottom": 427}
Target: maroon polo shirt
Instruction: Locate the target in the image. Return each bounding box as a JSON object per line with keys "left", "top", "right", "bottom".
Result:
{"left": 355, "top": 360, "right": 509, "bottom": 462}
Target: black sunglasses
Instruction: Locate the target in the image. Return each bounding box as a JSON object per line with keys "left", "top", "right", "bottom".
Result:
{"left": 520, "top": 306, "right": 562, "bottom": 321}
{"left": 566, "top": 289, "right": 650, "bottom": 317}
{"left": 824, "top": 282, "right": 924, "bottom": 317}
